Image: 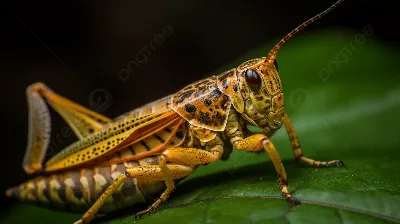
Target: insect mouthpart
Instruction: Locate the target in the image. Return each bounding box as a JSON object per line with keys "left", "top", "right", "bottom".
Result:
{"left": 240, "top": 112, "right": 274, "bottom": 134}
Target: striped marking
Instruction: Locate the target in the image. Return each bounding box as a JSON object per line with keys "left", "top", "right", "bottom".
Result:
{"left": 80, "top": 169, "right": 94, "bottom": 205}
{"left": 128, "top": 145, "right": 136, "bottom": 155}
{"left": 100, "top": 121, "right": 187, "bottom": 166}
{"left": 8, "top": 155, "right": 166, "bottom": 213}
{"left": 140, "top": 141, "right": 151, "bottom": 151}
{"left": 154, "top": 134, "right": 165, "bottom": 143}
{"left": 36, "top": 178, "right": 49, "bottom": 204}
{"left": 48, "top": 175, "right": 67, "bottom": 209}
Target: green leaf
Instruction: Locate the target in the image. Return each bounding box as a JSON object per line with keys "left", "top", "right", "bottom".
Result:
{"left": 3, "top": 29, "right": 400, "bottom": 224}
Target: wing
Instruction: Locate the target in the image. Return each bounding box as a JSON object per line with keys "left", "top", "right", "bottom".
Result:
{"left": 44, "top": 109, "right": 181, "bottom": 172}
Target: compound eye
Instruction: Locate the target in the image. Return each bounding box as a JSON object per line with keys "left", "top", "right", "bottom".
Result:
{"left": 245, "top": 69, "right": 262, "bottom": 92}
{"left": 273, "top": 59, "right": 278, "bottom": 71}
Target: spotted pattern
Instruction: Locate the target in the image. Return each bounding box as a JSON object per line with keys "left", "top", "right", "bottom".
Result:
{"left": 44, "top": 109, "right": 177, "bottom": 172}
{"left": 172, "top": 76, "right": 231, "bottom": 131}
{"left": 189, "top": 125, "right": 217, "bottom": 142}
{"left": 11, "top": 57, "right": 287, "bottom": 216}
{"left": 102, "top": 122, "right": 187, "bottom": 165}
{"left": 272, "top": 93, "right": 284, "bottom": 112}
{"left": 235, "top": 58, "right": 285, "bottom": 132}
{"left": 235, "top": 57, "right": 282, "bottom": 103}
{"left": 237, "top": 70, "right": 251, "bottom": 101}
{"left": 262, "top": 64, "right": 282, "bottom": 95}
{"left": 45, "top": 95, "right": 174, "bottom": 172}
{"left": 216, "top": 68, "right": 245, "bottom": 113}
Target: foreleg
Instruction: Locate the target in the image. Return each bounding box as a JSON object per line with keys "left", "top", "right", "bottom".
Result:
{"left": 233, "top": 134, "right": 296, "bottom": 202}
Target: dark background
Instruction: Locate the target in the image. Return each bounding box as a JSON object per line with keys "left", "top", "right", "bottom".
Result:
{"left": 1, "top": 0, "right": 399, "bottom": 211}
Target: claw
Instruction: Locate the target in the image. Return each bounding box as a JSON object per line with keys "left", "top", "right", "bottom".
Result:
{"left": 135, "top": 212, "right": 146, "bottom": 220}
{"left": 135, "top": 205, "right": 156, "bottom": 219}
{"left": 289, "top": 196, "right": 300, "bottom": 205}
{"left": 336, "top": 160, "right": 345, "bottom": 167}
{"left": 282, "top": 192, "right": 300, "bottom": 206}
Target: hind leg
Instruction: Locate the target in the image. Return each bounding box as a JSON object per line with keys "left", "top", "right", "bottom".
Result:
{"left": 74, "top": 148, "right": 222, "bottom": 223}
{"left": 74, "top": 163, "right": 194, "bottom": 224}
{"left": 23, "top": 82, "right": 111, "bottom": 174}
{"left": 135, "top": 147, "right": 222, "bottom": 217}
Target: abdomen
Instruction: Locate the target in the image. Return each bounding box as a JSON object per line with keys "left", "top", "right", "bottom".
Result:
{"left": 6, "top": 156, "right": 165, "bottom": 213}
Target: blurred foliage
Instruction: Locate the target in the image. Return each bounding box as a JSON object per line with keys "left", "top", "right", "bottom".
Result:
{"left": 2, "top": 29, "right": 400, "bottom": 224}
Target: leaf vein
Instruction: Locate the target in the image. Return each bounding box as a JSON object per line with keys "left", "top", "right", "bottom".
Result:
{"left": 166, "top": 195, "right": 400, "bottom": 223}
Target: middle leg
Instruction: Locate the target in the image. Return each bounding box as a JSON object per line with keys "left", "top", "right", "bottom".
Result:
{"left": 283, "top": 113, "right": 343, "bottom": 167}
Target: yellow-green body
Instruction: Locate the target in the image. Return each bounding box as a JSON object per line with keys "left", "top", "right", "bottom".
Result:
{"left": 7, "top": 1, "right": 345, "bottom": 223}
{"left": 7, "top": 56, "right": 285, "bottom": 213}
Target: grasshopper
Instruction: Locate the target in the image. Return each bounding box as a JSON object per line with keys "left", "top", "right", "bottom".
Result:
{"left": 6, "top": 0, "right": 345, "bottom": 223}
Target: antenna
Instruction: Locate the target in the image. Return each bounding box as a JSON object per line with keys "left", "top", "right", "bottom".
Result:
{"left": 265, "top": 0, "right": 344, "bottom": 63}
